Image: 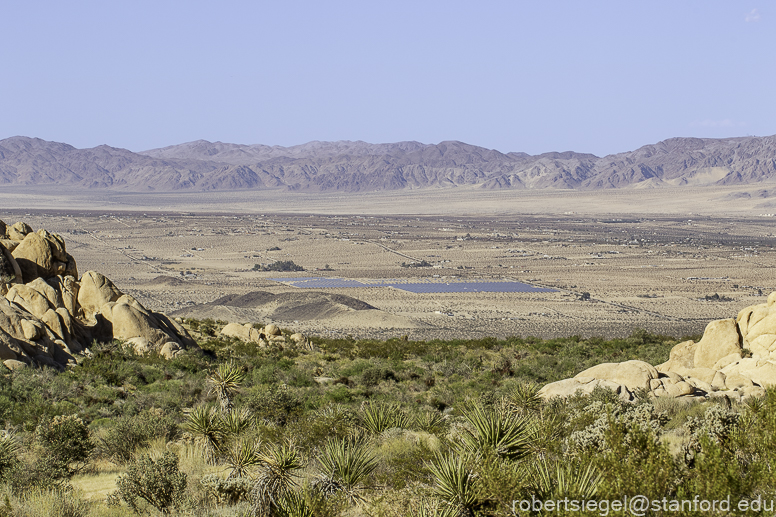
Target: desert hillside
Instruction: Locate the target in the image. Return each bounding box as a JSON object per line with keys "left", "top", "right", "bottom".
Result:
{"left": 1, "top": 134, "right": 775, "bottom": 192}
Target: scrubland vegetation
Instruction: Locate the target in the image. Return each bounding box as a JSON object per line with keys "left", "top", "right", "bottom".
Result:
{"left": 0, "top": 321, "right": 775, "bottom": 516}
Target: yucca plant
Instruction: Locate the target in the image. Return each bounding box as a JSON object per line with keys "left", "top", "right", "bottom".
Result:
{"left": 314, "top": 437, "right": 377, "bottom": 503}
{"left": 275, "top": 489, "right": 314, "bottom": 517}
{"left": 0, "top": 430, "right": 19, "bottom": 474}
{"left": 254, "top": 441, "right": 304, "bottom": 504}
{"left": 532, "top": 458, "right": 602, "bottom": 500}
{"left": 525, "top": 413, "right": 565, "bottom": 455}
{"left": 501, "top": 382, "right": 542, "bottom": 415}
{"left": 360, "top": 402, "right": 410, "bottom": 434}
{"left": 222, "top": 407, "right": 255, "bottom": 436}
{"left": 184, "top": 406, "right": 225, "bottom": 463}
{"left": 207, "top": 361, "right": 245, "bottom": 412}
{"left": 427, "top": 453, "right": 478, "bottom": 517}
{"left": 458, "top": 402, "right": 531, "bottom": 460}
{"left": 414, "top": 410, "right": 448, "bottom": 435}
{"left": 225, "top": 439, "right": 262, "bottom": 479}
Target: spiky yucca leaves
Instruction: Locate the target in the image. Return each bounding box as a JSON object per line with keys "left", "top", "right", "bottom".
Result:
{"left": 501, "top": 382, "right": 542, "bottom": 415}
{"left": 525, "top": 413, "right": 565, "bottom": 455}
{"left": 225, "top": 439, "right": 262, "bottom": 479}
{"left": 275, "top": 489, "right": 314, "bottom": 517}
{"left": 360, "top": 402, "right": 410, "bottom": 434}
{"left": 251, "top": 441, "right": 305, "bottom": 516}
{"left": 314, "top": 437, "right": 378, "bottom": 503}
{"left": 0, "top": 430, "right": 19, "bottom": 474}
{"left": 207, "top": 361, "right": 245, "bottom": 412}
{"left": 185, "top": 406, "right": 225, "bottom": 463}
{"left": 427, "top": 454, "right": 478, "bottom": 517}
{"left": 458, "top": 402, "right": 531, "bottom": 460}
{"left": 414, "top": 410, "right": 447, "bottom": 435}
{"left": 222, "top": 407, "right": 255, "bottom": 436}
{"left": 532, "top": 458, "right": 602, "bottom": 500}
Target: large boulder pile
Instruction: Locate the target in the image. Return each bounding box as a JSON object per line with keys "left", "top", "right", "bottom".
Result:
{"left": 540, "top": 293, "right": 776, "bottom": 403}
{"left": 0, "top": 220, "right": 195, "bottom": 370}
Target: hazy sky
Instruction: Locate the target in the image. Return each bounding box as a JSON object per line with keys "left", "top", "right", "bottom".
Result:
{"left": 1, "top": 1, "right": 773, "bottom": 156}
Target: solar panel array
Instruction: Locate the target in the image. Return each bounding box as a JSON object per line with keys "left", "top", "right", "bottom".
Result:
{"left": 391, "top": 282, "right": 557, "bottom": 294}
{"left": 267, "top": 277, "right": 557, "bottom": 294}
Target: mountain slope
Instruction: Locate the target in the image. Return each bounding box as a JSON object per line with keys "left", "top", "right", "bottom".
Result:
{"left": 1, "top": 134, "right": 775, "bottom": 192}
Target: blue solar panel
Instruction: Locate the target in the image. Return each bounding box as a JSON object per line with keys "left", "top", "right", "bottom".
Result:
{"left": 388, "top": 282, "right": 556, "bottom": 293}
{"left": 267, "top": 276, "right": 556, "bottom": 293}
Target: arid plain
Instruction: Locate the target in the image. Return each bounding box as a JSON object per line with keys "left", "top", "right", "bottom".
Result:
{"left": 3, "top": 185, "right": 774, "bottom": 341}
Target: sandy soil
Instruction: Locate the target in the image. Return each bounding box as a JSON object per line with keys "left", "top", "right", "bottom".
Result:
{"left": 3, "top": 193, "right": 773, "bottom": 340}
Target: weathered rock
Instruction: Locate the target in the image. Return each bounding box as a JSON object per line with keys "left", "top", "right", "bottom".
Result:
{"left": 3, "top": 359, "right": 26, "bottom": 371}
{"left": 0, "top": 220, "right": 6, "bottom": 239}
{"left": 77, "top": 271, "right": 122, "bottom": 318}
{"left": 21, "top": 319, "right": 42, "bottom": 340}
{"left": 663, "top": 381, "right": 695, "bottom": 398}
{"left": 264, "top": 323, "right": 281, "bottom": 336}
{"left": 221, "top": 322, "right": 252, "bottom": 341}
{"left": 658, "top": 340, "right": 697, "bottom": 372}
{"left": 127, "top": 337, "right": 152, "bottom": 356}
{"left": 539, "top": 377, "right": 632, "bottom": 401}
{"left": 712, "top": 352, "right": 743, "bottom": 371}
{"left": 5, "top": 283, "right": 54, "bottom": 319}
{"left": 575, "top": 360, "right": 659, "bottom": 391}
{"left": 102, "top": 301, "right": 177, "bottom": 347}
{"left": 49, "top": 275, "right": 79, "bottom": 317}
{"left": 11, "top": 232, "right": 53, "bottom": 283}
{"left": 7, "top": 222, "right": 32, "bottom": 242}
{"left": 682, "top": 367, "right": 717, "bottom": 385}
{"left": 160, "top": 342, "right": 182, "bottom": 360}
{"left": 693, "top": 319, "right": 741, "bottom": 369}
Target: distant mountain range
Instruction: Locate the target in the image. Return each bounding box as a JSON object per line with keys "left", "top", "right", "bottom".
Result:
{"left": 1, "top": 135, "right": 775, "bottom": 192}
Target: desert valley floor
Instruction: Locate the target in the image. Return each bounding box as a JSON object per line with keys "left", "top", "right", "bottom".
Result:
{"left": 3, "top": 189, "right": 774, "bottom": 340}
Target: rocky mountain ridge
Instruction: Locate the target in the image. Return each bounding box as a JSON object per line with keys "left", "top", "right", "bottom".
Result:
{"left": 1, "top": 135, "right": 775, "bottom": 192}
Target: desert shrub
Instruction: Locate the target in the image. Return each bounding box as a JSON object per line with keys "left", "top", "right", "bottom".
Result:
{"left": 97, "top": 409, "right": 179, "bottom": 464}
{"left": 243, "top": 384, "right": 301, "bottom": 426}
{"left": 286, "top": 404, "right": 358, "bottom": 451}
{"left": 200, "top": 474, "right": 253, "bottom": 504}
{"left": 361, "top": 367, "right": 397, "bottom": 386}
{"left": 567, "top": 400, "right": 667, "bottom": 453}
{"left": 111, "top": 451, "right": 187, "bottom": 514}
{"left": 6, "top": 454, "right": 70, "bottom": 492}
{"left": 256, "top": 260, "right": 304, "bottom": 272}
{"left": 588, "top": 415, "right": 678, "bottom": 499}
{"left": 35, "top": 414, "right": 93, "bottom": 475}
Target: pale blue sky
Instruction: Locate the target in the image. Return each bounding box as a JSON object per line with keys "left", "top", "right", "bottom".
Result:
{"left": 1, "top": 1, "right": 773, "bottom": 156}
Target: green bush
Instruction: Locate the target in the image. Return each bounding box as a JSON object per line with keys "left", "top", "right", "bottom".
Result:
{"left": 35, "top": 415, "right": 93, "bottom": 475}
{"left": 361, "top": 367, "right": 397, "bottom": 386}
{"left": 200, "top": 474, "right": 253, "bottom": 504}
{"left": 243, "top": 384, "right": 301, "bottom": 426}
{"left": 111, "top": 451, "right": 187, "bottom": 513}
{"left": 96, "top": 409, "right": 179, "bottom": 464}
